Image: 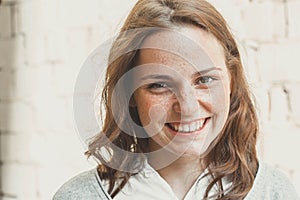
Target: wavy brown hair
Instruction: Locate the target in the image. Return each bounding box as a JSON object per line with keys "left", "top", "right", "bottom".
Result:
{"left": 86, "top": 0, "right": 259, "bottom": 199}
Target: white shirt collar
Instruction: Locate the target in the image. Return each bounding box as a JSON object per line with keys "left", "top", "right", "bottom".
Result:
{"left": 111, "top": 162, "right": 216, "bottom": 200}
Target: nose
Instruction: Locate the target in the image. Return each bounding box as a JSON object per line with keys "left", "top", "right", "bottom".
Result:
{"left": 172, "top": 85, "right": 199, "bottom": 116}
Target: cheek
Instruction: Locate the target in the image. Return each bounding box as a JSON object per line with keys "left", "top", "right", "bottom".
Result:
{"left": 210, "top": 81, "right": 231, "bottom": 113}
{"left": 136, "top": 100, "right": 168, "bottom": 126}
{"left": 136, "top": 102, "right": 152, "bottom": 125}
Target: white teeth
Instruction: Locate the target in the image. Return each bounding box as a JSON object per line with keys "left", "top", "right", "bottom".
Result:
{"left": 183, "top": 124, "right": 189, "bottom": 132}
{"left": 178, "top": 125, "right": 184, "bottom": 132}
{"left": 174, "top": 124, "right": 179, "bottom": 131}
{"left": 191, "top": 123, "right": 197, "bottom": 131}
{"left": 168, "top": 119, "right": 206, "bottom": 133}
{"left": 199, "top": 120, "right": 204, "bottom": 128}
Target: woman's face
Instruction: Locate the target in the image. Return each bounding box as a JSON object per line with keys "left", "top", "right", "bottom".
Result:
{"left": 131, "top": 25, "right": 231, "bottom": 158}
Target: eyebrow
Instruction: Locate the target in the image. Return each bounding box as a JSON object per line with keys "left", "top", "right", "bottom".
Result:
{"left": 192, "top": 67, "right": 222, "bottom": 78}
{"left": 140, "top": 74, "right": 174, "bottom": 81}
{"left": 140, "top": 67, "right": 222, "bottom": 81}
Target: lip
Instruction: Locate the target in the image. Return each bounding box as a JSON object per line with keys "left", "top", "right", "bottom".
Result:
{"left": 167, "top": 117, "right": 209, "bottom": 125}
{"left": 165, "top": 117, "right": 211, "bottom": 136}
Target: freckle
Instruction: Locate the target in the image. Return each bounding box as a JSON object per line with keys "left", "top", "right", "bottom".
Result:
{"left": 160, "top": 56, "right": 170, "bottom": 64}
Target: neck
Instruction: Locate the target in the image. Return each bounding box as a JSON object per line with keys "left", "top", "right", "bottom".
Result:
{"left": 148, "top": 153, "right": 204, "bottom": 200}
{"left": 158, "top": 156, "right": 203, "bottom": 177}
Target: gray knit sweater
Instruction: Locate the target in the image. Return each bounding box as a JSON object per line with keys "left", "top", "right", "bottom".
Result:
{"left": 53, "top": 163, "right": 299, "bottom": 200}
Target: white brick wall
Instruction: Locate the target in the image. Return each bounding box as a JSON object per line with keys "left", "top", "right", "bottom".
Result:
{"left": 288, "top": 1, "right": 300, "bottom": 39}
{"left": 286, "top": 83, "right": 300, "bottom": 126}
{"left": 241, "top": 1, "right": 286, "bottom": 42}
{"left": 1, "top": 163, "right": 38, "bottom": 199}
{"left": 0, "top": 0, "right": 299, "bottom": 199}
{"left": 0, "top": 5, "right": 11, "bottom": 38}
{"left": 0, "top": 36, "right": 25, "bottom": 69}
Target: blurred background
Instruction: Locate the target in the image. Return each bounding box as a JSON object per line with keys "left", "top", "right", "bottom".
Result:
{"left": 0, "top": 0, "right": 299, "bottom": 199}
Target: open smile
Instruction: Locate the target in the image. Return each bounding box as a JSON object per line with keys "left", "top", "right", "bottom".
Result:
{"left": 166, "top": 117, "right": 210, "bottom": 135}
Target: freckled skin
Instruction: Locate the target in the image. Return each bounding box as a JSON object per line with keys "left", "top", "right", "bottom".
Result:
{"left": 132, "top": 25, "right": 231, "bottom": 158}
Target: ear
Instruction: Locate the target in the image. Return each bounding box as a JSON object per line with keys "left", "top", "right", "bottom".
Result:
{"left": 129, "top": 96, "right": 137, "bottom": 107}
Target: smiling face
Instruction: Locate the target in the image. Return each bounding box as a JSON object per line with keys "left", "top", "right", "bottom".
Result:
{"left": 131, "top": 25, "right": 231, "bottom": 158}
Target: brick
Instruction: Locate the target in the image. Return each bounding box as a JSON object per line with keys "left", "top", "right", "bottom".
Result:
{"left": 241, "top": 41, "right": 260, "bottom": 84}
{"left": 24, "top": 33, "right": 47, "bottom": 66}
{"left": 241, "top": 2, "right": 285, "bottom": 41}
{"left": 29, "top": 132, "right": 92, "bottom": 167}
{"left": 1, "top": 0, "right": 19, "bottom": 4}
{"left": 52, "top": 63, "right": 78, "bottom": 97}
{"left": 0, "top": 5, "right": 12, "bottom": 38}
{"left": 14, "top": 0, "right": 58, "bottom": 34}
{"left": 65, "top": 29, "right": 90, "bottom": 70}
{"left": 0, "top": 66, "right": 39, "bottom": 101}
{"left": 273, "top": 41, "right": 300, "bottom": 82}
{"left": 11, "top": 66, "right": 37, "bottom": 99}
{"left": 250, "top": 0, "right": 284, "bottom": 2}
{"left": 32, "top": 64, "right": 56, "bottom": 96}
{"left": 1, "top": 196, "right": 17, "bottom": 200}
{"left": 257, "top": 43, "right": 276, "bottom": 81}
{"left": 262, "top": 124, "right": 300, "bottom": 169}
{"left": 268, "top": 85, "right": 289, "bottom": 125}
{"left": 33, "top": 96, "right": 70, "bottom": 133}
{"left": 287, "top": 1, "right": 300, "bottom": 39}
{"left": 0, "top": 101, "right": 36, "bottom": 132}
{"left": 0, "top": 36, "right": 26, "bottom": 68}
{"left": 56, "top": 0, "right": 136, "bottom": 30}
{"left": 257, "top": 41, "right": 300, "bottom": 82}
{"left": 0, "top": 131, "right": 92, "bottom": 168}
{"left": 1, "top": 163, "right": 38, "bottom": 199}
{"left": 252, "top": 83, "right": 271, "bottom": 124}
{"left": 19, "top": 65, "right": 71, "bottom": 133}
{"left": 64, "top": 98, "right": 78, "bottom": 132}
{"left": 285, "top": 83, "right": 300, "bottom": 126}
{"left": 0, "top": 69, "right": 14, "bottom": 100}
{"left": 208, "top": 1, "right": 247, "bottom": 39}
{"left": 56, "top": 0, "right": 101, "bottom": 29}
{"left": 0, "top": 133, "right": 34, "bottom": 163}
{"left": 35, "top": 0, "right": 59, "bottom": 32}
{"left": 2, "top": 63, "right": 60, "bottom": 102}
{"left": 44, "top": 30, "right": 68, "bottom": 63}
{"left": 85, "top": 28, "right": 113, "bottom": 52}
{"left": 209, "top": 0, "right": 249, "bottom": 7}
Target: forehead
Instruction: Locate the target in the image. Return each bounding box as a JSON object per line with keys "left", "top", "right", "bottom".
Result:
{"left": 136, "top": 25, "right": 226, "bottom": 71}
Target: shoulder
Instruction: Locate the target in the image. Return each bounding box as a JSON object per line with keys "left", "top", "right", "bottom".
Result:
{"left": 246, "top": 162, "right": 299, "bottom": 200}
{"left": 52, "top": 168, "right": 111, "bottom": 200}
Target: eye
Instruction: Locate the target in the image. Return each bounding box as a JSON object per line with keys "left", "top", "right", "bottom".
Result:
{"left": 196, "top": 76, "right": 216, "bottom": 85}
{"left": 146, "top": 82, "right": 174, "bottom": 94}
{"left": 147, "top": 82, "right": 168, "bottom": 89}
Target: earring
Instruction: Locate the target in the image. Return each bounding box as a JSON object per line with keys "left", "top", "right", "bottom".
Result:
{"left": 130, "top": 133, "right": 138, "bottom": 152}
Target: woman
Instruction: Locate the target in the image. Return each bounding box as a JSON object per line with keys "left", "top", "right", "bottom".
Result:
{"left": 53, "top": 0, "right": 299, "bottom": 199}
